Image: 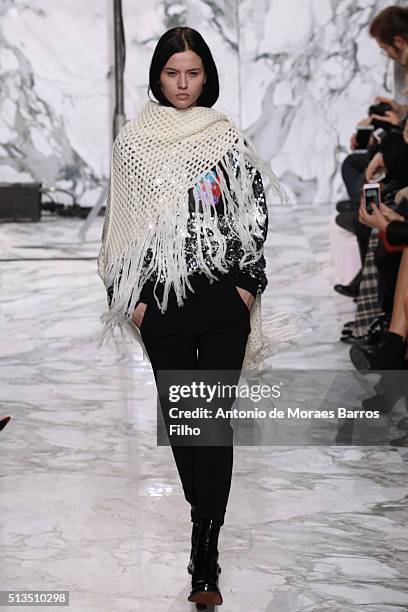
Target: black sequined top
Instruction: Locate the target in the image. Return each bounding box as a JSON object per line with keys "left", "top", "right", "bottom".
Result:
{"left": 107, "top": 147, "right": 268, "bottom": 308}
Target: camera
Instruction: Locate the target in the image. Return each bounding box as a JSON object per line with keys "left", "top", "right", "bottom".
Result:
{"left": 368, "top": 102, "right": 392, "bottom": 116}
{"left": 368, "top": 102, "right": 393, "bottom": 130}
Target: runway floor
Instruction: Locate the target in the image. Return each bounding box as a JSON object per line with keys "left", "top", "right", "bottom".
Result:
{"left": 1, "top": 203, "right": 407, "bottom": 611}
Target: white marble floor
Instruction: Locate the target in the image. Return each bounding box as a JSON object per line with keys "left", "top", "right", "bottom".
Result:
{"left": 1, "top": 204, "right": 407, "bottom": 612}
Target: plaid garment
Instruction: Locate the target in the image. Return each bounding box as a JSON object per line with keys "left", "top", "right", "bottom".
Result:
{"left": 351, "top": 228, "right": 385, "bottom": 337}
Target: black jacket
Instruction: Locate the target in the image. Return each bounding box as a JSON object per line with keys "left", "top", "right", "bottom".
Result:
{"left": 107, "top": 153, "right": 268, "bottom": 309}
{"left": 386, "top": 220, "right": 408, "bottom": 246}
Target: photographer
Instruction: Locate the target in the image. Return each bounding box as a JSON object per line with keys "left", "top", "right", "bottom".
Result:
{"left": 335, "top": 6, "right": 408, "bottom": 300}
{"left": 365, "top": 112, "right": 408, "bottom": 188}
{"left": 348, "top": 198, "right": 408, "bottom": 372}
{"left": 363, "top": 116, "right": 408, "bottom": 321}
{"left": 350, "top": 198, "right": 408, "bottom": 446}
{"left": 360, "top": 5, "right": 408, "bottom": 190}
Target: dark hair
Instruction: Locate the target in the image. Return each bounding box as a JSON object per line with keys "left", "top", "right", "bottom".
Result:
{"left": 369, "top": 6, "right": 408, "bottom": 46}
{"left": 148, "top": 27, "right": 219, "bottom": 107}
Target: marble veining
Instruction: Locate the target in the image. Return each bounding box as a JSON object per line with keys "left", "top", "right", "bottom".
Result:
{"left": 0, "top": 0, "right": 406, "bottom": 207}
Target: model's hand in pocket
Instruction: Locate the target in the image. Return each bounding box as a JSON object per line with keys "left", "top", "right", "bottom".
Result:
{"left": 236, "top": 286, "right": 255, "bottom": 310}
{"left": 132, "top": 302, "right": 147, "bottom": 328}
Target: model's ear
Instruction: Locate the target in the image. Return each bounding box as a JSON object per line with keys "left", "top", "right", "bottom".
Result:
{"left": 393, "top": 34, "right": 405, "bottom": 50}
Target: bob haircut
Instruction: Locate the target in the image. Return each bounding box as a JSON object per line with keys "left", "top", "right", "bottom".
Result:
{"left": 148, "top": 27, "right": 219, "bottom": 108}
{"left": 369, "top": 6, "right": 408, "bottom": 46}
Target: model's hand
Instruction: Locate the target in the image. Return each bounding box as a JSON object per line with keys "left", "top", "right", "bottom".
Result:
{"left": 236, "top": 286, "right": 255, "bottom": 310}
{"left": 132, "top": 302, "right": 147, "bottom": 328}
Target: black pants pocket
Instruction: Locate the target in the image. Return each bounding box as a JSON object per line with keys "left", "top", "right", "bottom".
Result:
{"left": 230, "top": 283, "right": 251, "bottom": 316}
{"left": 139, "top": 302, "right": 152, "bottom": 333}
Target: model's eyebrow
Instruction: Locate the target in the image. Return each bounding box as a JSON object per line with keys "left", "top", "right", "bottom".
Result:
{"left": 164, "top": 67, "right": 202, "bottom": 71}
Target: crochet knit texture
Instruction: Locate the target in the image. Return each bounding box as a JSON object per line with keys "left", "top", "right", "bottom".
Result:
{"left": 97, "top": 100, "right": 292, "bottom": 373}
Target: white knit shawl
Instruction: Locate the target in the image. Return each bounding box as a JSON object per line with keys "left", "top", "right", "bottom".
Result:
{"left": 97, "top": 100, "right": 293, "bottom": 373}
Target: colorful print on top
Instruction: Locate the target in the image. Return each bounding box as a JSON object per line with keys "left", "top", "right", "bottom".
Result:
{"left": 193, "top": 169, "right": 222, "bottom": 207}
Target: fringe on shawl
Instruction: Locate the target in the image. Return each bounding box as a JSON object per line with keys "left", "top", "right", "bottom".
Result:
{"left": 96, "top": 137, "right": 296, "bottom": 369}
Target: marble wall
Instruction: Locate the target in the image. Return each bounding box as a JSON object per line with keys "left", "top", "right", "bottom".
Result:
{"left": 0, "top": 0, "right": 405, "bottom": 206}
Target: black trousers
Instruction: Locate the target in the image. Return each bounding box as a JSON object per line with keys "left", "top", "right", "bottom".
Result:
{"left": 337, "top": 152, "right": 372, "bottom": 266}
{"left": 341, "top": 152, "right": 370, "bottom": 207}
{"left": 335, "top": 209, "right": 372, "bottom": 266}
{"left": 374, "top": 241, "right": 403, "bottom": 314}
{"left": 139, "top": 273, "right": 251, "bottom": 525}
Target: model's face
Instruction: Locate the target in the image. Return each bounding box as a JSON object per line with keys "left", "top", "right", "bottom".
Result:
{"left": 159, "top": 50, "right": 207, "bottom": 109}
{"left": 376, "top": 35, "right": 408, "bottom": 62}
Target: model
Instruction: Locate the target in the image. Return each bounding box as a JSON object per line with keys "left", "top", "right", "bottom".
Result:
{"left": 97, "top": 26, "right": 286, "bottom": 608}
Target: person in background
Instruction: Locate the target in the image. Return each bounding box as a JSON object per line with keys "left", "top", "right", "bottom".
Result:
{"left": 350, "top": 198, "right": 408, "bottom": 372}
{"left": 334, "top": 5, "right": 408, "bottom": 299}
{"left": 351, "top": 197, "right": 408, "bottom": 448}
{"left": 338, "top": 5, "right": 408, "bottom": 215}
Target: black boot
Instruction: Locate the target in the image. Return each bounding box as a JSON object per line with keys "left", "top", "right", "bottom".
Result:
{"left": 187, "top": 518, "right": 223, "bottom": 606}
{"left": 336, "top": 199, "right": 355, "bottom": 213}
{"left": 341, "top": 313, "right": 391, "bottom": 346}
{"left": 187, "top": 521, "right": 199, "bottom": 575}
{"left": 350, "top": 331, "right": 407, "bottom": 374}
{"left": 334, "top": 270, "right": 362, "bottom": 298}
{"left": 187, "top": 521, "right": 221, "bottom": 575}
{"left": 0, "top": 416, "right": 11, "bottom": 432}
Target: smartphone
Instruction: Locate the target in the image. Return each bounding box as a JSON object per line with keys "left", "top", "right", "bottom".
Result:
{"left": 363, "top": 183, "right": 381, "bottom": 214}
{"left": 355, "top": 126, "right": 374, "bottom": 152}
